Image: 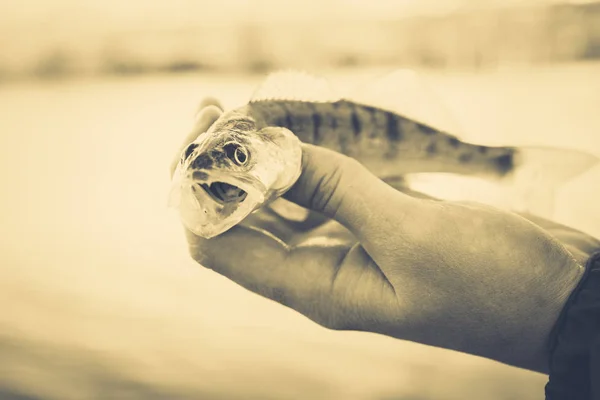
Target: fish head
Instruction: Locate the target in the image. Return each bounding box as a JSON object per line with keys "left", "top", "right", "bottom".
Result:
{"left": 169, "top": 110, "right": 302, "bottom": 238}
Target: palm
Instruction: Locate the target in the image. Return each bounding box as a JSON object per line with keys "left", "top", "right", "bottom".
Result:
{"left": 230, "top": 206, "right": 399, "bottom": 330}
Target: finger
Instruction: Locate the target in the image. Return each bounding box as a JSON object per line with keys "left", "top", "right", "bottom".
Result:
{"left": 170, "top": 105, "right": 223, "bottom": 178}
{"left": 283, "top": 144, "right": 430, "bottom": 246}
{"left": 197, "top": 96, "right": 224, "bottom": 114}
{"left": 187, "top": 223, "right": 396, "bottom": 330}
{"left": 185, "top": 224, "right": 361, "bottom": 327}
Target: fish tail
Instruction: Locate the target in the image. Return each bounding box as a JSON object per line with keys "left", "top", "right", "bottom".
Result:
{"left": 497, "top": 146, "right": 598, "bottom": 217}
{"left": 403, "top": 142, "right": 597, "bottom": 219}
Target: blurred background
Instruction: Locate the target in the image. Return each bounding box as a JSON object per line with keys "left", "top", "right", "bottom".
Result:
{"left": 1, "top": 0, "right": 600, "bottom": 79}
{"left": 1, "top": 0, "right": 600, "bottom": 399}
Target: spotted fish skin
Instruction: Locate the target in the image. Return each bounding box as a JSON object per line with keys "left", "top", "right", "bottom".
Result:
{"left": 243, "top": 100, "right": 515, "bottom": 179}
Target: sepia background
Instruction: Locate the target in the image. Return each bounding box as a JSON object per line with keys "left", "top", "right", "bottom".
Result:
{"left": 1, "top": 0, "right": 600, "bottom": 399}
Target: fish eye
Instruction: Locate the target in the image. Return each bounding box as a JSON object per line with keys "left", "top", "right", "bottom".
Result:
{"left": 223, "top": 142, "right": 249, "bottom": 166}
{"left": 234, "top": 147, "right": 248, "bottom": 165}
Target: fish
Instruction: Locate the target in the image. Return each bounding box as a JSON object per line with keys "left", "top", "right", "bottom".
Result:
{"left": 169, "top": 108, "right": 302, "bottom": 239}
{"left": 169, "top": 70, "right": 599, "bottom": 238}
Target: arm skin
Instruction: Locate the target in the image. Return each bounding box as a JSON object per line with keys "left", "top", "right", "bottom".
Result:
{"left": 171, "top": 99, "right": 599, "bottom": 374}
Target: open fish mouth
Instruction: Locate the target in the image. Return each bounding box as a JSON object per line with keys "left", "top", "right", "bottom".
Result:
{"left": 196, "top": 182, "right": 248, "bottom": 205}
{"left": 168, "top": 164, "right": 267, "bottom": 222}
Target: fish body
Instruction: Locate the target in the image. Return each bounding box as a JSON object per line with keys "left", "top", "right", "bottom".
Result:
{"left": 245, "top": 99, "right": 516, "bottom": 179}
{"left": 170, "top": 70, "right": 599, "bottom": 238}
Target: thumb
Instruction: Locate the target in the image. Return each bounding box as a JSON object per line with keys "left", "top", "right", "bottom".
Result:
{"left": 283, "top": 144, "right": 423, "bottom": 240}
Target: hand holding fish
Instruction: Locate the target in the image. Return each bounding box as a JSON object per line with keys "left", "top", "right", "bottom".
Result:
{"left": 170, "top": 98, "right": 599, "bottom": 376}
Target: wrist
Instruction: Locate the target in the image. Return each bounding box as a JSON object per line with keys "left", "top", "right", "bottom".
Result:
{"left": 492, "top": 255, "right": 586, "bottom": 374}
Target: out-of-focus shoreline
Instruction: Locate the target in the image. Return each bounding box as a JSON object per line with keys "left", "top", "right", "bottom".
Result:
{"left": 2, "top": 1, "right": 599, "bottom": 84}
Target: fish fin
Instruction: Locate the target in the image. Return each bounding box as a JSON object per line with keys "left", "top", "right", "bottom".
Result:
{"left": 250, "top": 70, "right": 338, "bottom": 103}
{"left": 382, "top": 176, "right": 440, "bottom": 200}
{"left": 402, "top": 148, "right": 598, "bottom": 219}
{"left": 505, "top": 147, "right": 599, "bottom": 218}
{"left": 167, "top": 184, "right": 182, "bottom": 208}
{"left": 404, "top": 173, "right": 515, "bottom": 209}
{"left": 381, "top": 176, "right": 411, "bottom": 193}
{"left": 168, "top": 163, "right": 186, "bottom": 208}
{"left": 343, "top": 68, "right": 464, "bottom": 135}
{"left": 266, "top": 198, "right": 311, "bottom": 222}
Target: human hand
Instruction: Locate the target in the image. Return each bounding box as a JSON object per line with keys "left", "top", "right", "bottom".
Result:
{"left": 171, "top": 99, "right": 598, "bottom": 374}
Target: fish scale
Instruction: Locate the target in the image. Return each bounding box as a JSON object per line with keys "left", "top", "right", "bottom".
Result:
{"left": 246, "top": 99, "right": 516, "bottom": 179}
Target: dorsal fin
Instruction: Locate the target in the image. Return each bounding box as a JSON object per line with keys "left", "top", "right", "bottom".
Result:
{"left": 343, "top": 68, "right": 464, "bottom": 135}
{"left": 250, "top": 70, "right": 338, "bottom": 103}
